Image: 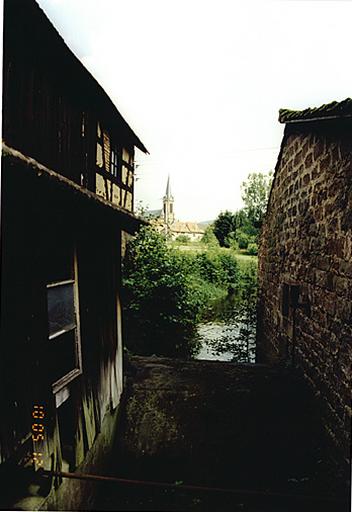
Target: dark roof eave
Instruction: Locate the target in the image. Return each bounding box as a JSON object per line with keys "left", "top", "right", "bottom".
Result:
{"left": 2, "top": 142, "right": 148, "bottom": 233}
{"left": 279, "top": 98, "right": 352, "bottom": 124}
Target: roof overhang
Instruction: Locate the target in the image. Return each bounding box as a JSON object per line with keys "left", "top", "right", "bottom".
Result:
{"left": 279, "top": 98, "right": 352, "bottom": 124}
{"left": 2, "top": 142, "right": 148, "bottom": 234}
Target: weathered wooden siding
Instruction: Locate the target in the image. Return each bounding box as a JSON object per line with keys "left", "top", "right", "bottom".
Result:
{"left": 0, "top": 157, "right": 123, "bottom": 503}
{"left": 3, "top": 0, "right": 140, "bottom": 212}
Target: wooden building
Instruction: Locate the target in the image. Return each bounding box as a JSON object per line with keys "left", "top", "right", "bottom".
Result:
{"left": 257, "top": 99, "right": 352, "bottom": 471}
{"left": 0, "top": 0, "right": 148, "bottom": 509}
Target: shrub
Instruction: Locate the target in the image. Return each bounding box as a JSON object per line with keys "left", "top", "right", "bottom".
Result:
{"left": 194, "top": 252, "right": 222, "bottom": 284}
{"left": 224, "top": 232, "right": 237, "bottom": 250}
{"left": 237, "top": 230, "right": 250, "bottom": 249}
{"left": 201, "top": 225, "right": 219, "bottom": 246}
{"left": 247, "top": 243, "right": 258, "bottom": 256}
{"left": 122, "top": 226, "right": 201, "bottom": 358}
{"left": 175, "top": 234, "right": 190, "bottom": 243}
{"left": 217, "top": 252, "right": 239, "bottom": 287}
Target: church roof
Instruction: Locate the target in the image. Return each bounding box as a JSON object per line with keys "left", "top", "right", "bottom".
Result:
{"left": 147, "top": 209, "right": 162, "bottom": 218}
{"left": 171, "top": 221, "right": 205, "bottom": 234}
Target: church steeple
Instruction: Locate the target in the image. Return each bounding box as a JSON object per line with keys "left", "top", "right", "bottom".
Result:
{"left": 165, "top": 176, "right": 172, "bottom": 199}
{"left": 163, "top": 175, "right": 174, "bottom": 228}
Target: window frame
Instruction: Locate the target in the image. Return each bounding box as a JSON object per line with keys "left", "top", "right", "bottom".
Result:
{"left": 110, "top": 146, "right": 120, "bottom": 178}
{"left": 47, "top": 250, "right": 82, "bottom": 394}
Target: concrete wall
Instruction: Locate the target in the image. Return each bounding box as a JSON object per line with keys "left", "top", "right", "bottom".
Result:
{"left": 257, "top": 121, "right": 352, "bottom": 464}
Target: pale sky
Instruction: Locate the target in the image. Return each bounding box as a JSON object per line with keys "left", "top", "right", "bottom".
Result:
{"left": 37, "top": 0, "right": 352, "bottom": 222}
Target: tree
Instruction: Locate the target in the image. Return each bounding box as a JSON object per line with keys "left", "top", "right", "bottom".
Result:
{"left": 122, "top": 226, "right": 201, "bottom": 357}
{"left": 241, "top": 171, "right": 273, "bottom": 228}
{"left": 213, "top": 211, "right": 236, "bottom": 247}
{"left": 201, "top": 225, "right": 219, "bottom": 247}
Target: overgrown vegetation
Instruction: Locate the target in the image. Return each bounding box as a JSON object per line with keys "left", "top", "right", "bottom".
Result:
{"left": 122, "top": 226, "right": 244, "bottom": 358}
{"left": 122, "top": 227, "right": 202, "bottom": 358}
{"left": 122, "top": 171, "right": 270, "bottom": 359}
{"left": 212, "top": 171, "right": 273, "bottom": 254}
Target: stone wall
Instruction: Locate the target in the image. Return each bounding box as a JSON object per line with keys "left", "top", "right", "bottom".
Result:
{"left": 257, "top": 120, "right": 352, "bottom": 465}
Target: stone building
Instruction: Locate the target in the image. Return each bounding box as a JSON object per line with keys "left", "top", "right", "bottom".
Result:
{"left": 149, "top": 177, "right": 205, "bottom": 241}
{"left": 257, "top": 98, "right": 352, "bottom": 468}
{"left": 0, "top": 0, "right": 147, "bottom": 509}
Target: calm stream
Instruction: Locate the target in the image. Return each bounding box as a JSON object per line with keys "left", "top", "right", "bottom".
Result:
{"left": 193, "top": 283, "right": 257, "bottom": 363}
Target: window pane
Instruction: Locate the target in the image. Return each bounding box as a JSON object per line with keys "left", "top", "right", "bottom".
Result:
{"left": 47, "top": 283, "right": 75, "bottom": 337}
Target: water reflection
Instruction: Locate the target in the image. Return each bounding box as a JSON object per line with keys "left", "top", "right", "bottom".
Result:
{"left": 195, "top": 320, "right": 255, "bottom": 362}
{"left": 194, "top": 266, "right": 257, "bottom": 363}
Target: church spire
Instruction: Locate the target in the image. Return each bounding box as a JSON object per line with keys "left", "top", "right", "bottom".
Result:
{"left": 163, "top": 175, "right": 174, "bottom": 229}
{"left": 165, "top": 175, "right": 172, "bottom": 199}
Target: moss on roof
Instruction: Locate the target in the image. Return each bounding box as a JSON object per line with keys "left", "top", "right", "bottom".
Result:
{"left": 279, "top": 98, "right": 352, "bottom": 124}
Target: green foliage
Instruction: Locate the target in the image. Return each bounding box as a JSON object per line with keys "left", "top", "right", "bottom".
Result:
{"left": 123, "top": 226, "right": 243, "bottom": 358}
{"left": 217, "top": 252, "right": 239, "bottom": 287}
{"left": 122, "top": 223, "right": 257, "bottom": 361}
{"left": 247, "top": 243, "right": 258, "bottom": 256}
{"left": 212, "top": 171, "right": 272, "bottom": 251}
{"left": 201, "top": 225, "right": 219, "bottom": 247}
{"left": 236, "top": 263, "right": 258, "bottom": 361}
{"left": 236, "top": 230, "right": 250, "bottom": 249}
{"left": 241, "top": 171, "right": 273, "bottom": 228}
{"left": 194, "top": 252, "right": 222, "bottom": 284}
{"left": 175, "top": 234, "right": 190, "bottom": 243}
{"left": 227, "top": 236, "right": 239, "bottom": 252}
{"left": 122, "top": 226, "right": 202, "bottom": 358}
{"left": 192, "top": 251, "right": 239, "bottom": 288}
{"left": 213, "top": 211, "right": 236, "bottom": 247}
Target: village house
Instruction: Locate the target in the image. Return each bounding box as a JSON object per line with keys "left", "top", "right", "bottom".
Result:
{"left": 0, "top": 0, "right": 147, "bottom": 509}
{"left": 257, "top": 99, "right": 352, "bottom": 471}
{"left": 149, "top": 177, "right": 205, "bottom": 241}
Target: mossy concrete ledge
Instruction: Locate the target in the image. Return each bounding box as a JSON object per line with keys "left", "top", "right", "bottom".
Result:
{"left": 110, "top": 356, "right": 346, "bottom": 502}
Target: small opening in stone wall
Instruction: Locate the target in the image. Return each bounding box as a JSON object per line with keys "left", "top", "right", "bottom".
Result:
{"left": 281, "top": 283, "right": 301, "bottom": 317}
{"left": 290, "top": 285, "right": 300, "bottom": 308}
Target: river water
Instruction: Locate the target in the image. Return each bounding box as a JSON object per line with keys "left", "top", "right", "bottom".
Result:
{"left": 193, "top": 288, "right": 257, "bottom": 363}
{"left": 195, "top": 320, "right": 256, "bottom": 362}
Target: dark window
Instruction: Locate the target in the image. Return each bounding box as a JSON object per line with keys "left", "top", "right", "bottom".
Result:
{"left": 47, "top": 252, "right": 81, "bottom": 392}
{"left": 110, "top": 147, "right": 119, "bottom": 177}
{"left": 47, "top": 282, "right": 75, "bottom": 337}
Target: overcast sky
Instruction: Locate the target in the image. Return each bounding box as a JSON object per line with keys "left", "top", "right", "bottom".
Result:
{"left": 37, "top": 0, "right": 352, "bottom": 222}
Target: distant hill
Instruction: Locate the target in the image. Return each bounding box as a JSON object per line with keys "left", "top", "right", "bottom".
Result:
{"left": 198, "top": 220, "right": 214, "bottom": 227}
